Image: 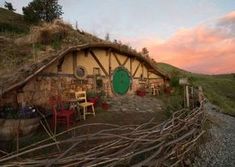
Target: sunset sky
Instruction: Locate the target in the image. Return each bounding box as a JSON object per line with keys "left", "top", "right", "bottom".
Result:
{"left": 1, "top": 0, "right": 235, "bottom": 74}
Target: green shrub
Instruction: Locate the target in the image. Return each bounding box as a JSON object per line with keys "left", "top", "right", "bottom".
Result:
{"left": 170, "top": 76, "right": 179, "bottom": 87}
{"left": 0, "top": 23, "right": 28, "bottom": 33}
{"left": 164, "top": 95, "right": 184, "bottom": 117}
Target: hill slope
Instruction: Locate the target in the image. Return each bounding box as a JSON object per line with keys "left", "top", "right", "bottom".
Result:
{"left": 157, "top": 63, "right": 235, "bottom": 116}
{"left": 0, "top": 7, "right": 30, "bottom": 34}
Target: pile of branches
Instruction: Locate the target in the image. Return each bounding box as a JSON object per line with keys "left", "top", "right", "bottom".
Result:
{"left": 0, "top": 103, "right": 205, "bottom": 167}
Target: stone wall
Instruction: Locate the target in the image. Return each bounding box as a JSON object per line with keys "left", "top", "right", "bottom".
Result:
{"left": 0, "top": 75, "right": 165, "bottom": 109}
{"left": 0, "top": 90, "right": 17, "bottom": 108}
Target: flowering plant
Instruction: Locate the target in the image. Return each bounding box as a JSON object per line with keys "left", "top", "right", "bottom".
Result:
{"left": 0, "top": 105, "right": 39, "bottom": 119}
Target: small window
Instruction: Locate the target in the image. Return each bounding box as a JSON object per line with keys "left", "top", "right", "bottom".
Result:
{"left": 96, "top": 77, "right": 103, "bottom": 89}
{"left": 74, "top": 66, "right": 87, "bottom": 79}
{"left": 93, "top": 67, "right": 100, "bottom": 76}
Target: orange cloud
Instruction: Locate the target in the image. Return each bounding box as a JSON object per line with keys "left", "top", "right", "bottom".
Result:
{"left": 138, "top": 12, "right": 235, "bottom": 74}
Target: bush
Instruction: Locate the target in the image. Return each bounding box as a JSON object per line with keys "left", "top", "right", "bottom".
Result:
{"left": 170, "top": 76, "right": 179, "bottom": 87}
{"left": 30, "top": 20, "right": 72, "bottom": 45}
{"left": 164, "top": 95, "right": 184, "bottom": 117}
{"left": 0, "top": 23, "right": 27, "bottom": 33}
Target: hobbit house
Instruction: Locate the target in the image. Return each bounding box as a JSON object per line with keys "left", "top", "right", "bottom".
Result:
{"left": 0, "top": 42, "right": 168, "bottom": 108}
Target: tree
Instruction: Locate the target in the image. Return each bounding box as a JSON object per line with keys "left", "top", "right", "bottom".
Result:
{"left": 22, "top": 0, "right": 63, "bottom": 23}
{"left": 4, "top": 1, "right": 16, "bottom": 11}
{"left": 142, "top": 47, "right": 149, "bottom": 57}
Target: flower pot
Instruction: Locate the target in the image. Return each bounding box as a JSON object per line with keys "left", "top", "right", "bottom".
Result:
{"left": 101, "top": 102, "right": 109, "bottom": 111}
{"left": 0, "top": 117, "right": 40, "bottom": 141}
{"left": 136, "top": 90, "right": 146, "bottom": 97}
{"left": 87, "top": 96, "right": 99, "bottom": 106}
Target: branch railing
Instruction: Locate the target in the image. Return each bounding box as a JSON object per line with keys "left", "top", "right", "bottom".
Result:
{"left": 0, "top": 100, "right": 205, "bottom": 167}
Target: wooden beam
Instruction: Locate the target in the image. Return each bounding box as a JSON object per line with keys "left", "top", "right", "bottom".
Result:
{"left": 148, "top": 69, "right": 155, "bottom": 73}
{"left": 72, "top": 51, "right": 77, "bottom": 73}
{"left": 122, "top": 57, "right": 129, "bottom": 66}
{"left": 57, "top": 57, "right": 64, "bottom": 72}
{"left": 84, "top": 49, "right": 89, "bottom": 57}
{"left": 130, "top": 58, "right": 133, "bottom": 76}
{"left": 147, "top": 70, "right": 150, "bottom": 86}
{"left": 38, "top": 72, "right": 107, "bottom": 78}
{"left": 90, "top": 50, "right": 109, "bottom": 76}
{"left": 113, "top": 52, "right": 121, "bottom": 66}
{"left": 132, "top": 62, "right": 141, "bottom": 77}
{"left": 141, "top": 63, "right": 144, "bottom": 76}
{"left": 108, "top": 50, "right": 111, "bottom": 76}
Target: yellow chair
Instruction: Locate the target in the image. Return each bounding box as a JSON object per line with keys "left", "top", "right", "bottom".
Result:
{"left": 75, "top": 91, "right": 95, "bottom": 120}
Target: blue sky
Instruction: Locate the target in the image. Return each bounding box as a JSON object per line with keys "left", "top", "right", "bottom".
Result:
{"left": 1, "top": 0, "right": 234, "bottom": 40}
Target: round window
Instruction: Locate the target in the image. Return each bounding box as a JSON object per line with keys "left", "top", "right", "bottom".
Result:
{"left": 74, "top": 66, "right": 87, "bottom": 79}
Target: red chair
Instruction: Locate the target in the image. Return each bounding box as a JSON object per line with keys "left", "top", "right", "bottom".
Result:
{"left": 49, "top": 96, "right": 75, "bottom": 132}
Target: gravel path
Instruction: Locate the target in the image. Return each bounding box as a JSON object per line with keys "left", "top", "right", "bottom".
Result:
{"left": 193, "top": 102, "right": 235, "bottom": 167}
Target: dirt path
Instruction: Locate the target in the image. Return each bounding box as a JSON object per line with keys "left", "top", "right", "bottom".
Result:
{"left": 193, "top": 102, "right": 235, "bottom": 167}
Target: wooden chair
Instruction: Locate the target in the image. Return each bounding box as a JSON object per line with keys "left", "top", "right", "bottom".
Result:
{"left": 75, "top": 91, "right": 95, "bottom": 120}
{"left": 151, "top": 84, "right": 160, "bottom": 96}
{"left": 48, "top": 96, "right": 75, "bottom": 133}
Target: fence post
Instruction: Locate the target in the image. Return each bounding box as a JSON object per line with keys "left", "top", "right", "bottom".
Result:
{"left": 186, "top": 85, "right": 190, "bottom": 108}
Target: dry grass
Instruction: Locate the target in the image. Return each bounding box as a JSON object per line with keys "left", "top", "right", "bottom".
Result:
{"left": 15, "top": 20, "right": 73, "bottom": 45}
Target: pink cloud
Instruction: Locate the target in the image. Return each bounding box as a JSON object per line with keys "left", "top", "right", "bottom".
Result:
{"left": 133, "top": 11, "right": 235, "bottom": 74}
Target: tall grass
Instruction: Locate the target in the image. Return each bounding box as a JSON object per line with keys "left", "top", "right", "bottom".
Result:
{"left": 157, "top": 63, "right": 235, "bottom": 116}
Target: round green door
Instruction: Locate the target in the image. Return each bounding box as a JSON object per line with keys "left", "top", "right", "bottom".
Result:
{"left": 112, "top": 67, "right": 131, "bottom": 95}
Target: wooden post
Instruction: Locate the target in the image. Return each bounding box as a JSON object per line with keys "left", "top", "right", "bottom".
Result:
{"left": 141, "top": 64, "right": 144, "bottom": 77}
{"left": 191, "top": 86, "right": 194, "bottom": 108}
{"left": 122, "top": 57, "right": 129, "bottom": 66}
{"left": 108, "top": 50, "right": 111, "bottom": 76}
{"left": 113, "top": 52, "right": 121, "bottom": 66}
{"left": 147, "top": 70, "right": 150, "bottom": 87}
{"left": 90, "top": 50, "right": 109, "bottom": 76}
{"left": 132, "top": 62, "right": 141, "bottom": 78}
{"left": 108, "top": 49, "right": 111, "bottom": 96}
{"left": 130, "top": 58, "right": 133, "bottom": 76}
{"left": 186, "top": 85, "right": 190, "bottom": 108}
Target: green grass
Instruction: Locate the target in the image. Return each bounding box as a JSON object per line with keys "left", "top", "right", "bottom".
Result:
{"left": 0, "top": 7, "right": 30, "bottom": 34}
{"left": 157, "top": 63, "right": 235, "bottom": 116}
{"left": 193, "top": 74, "right": 235, "bottom": 116}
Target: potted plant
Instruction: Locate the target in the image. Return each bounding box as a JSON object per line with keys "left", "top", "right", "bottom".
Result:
{"left": 136, "top": 87, "right": 146, "bottom": 97}
{"left": 87, "top": 90, "right": 99, "bottom": 106}
{"left": 98, "top": 91, "right": 110, "bottom": 111}
{"left": 0, "top": 104, "right": 40, "bottom": 141}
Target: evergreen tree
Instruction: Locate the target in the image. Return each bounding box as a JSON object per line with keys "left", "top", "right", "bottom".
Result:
{"left": 22, "top": 0, "right": 63, "bottom": 23}
{"left": 4, "top": 1, "right": 16, "bottom": 11}
{"left": 142, "top": 47, "right": 149, "bottom": 57}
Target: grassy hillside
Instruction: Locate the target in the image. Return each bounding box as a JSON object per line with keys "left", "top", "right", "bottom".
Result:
{"left": 157, "top": 63, "right": 235, "bottom": 116}
{"left": 0, "top": 7, "right": 30, "bottom": 34}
